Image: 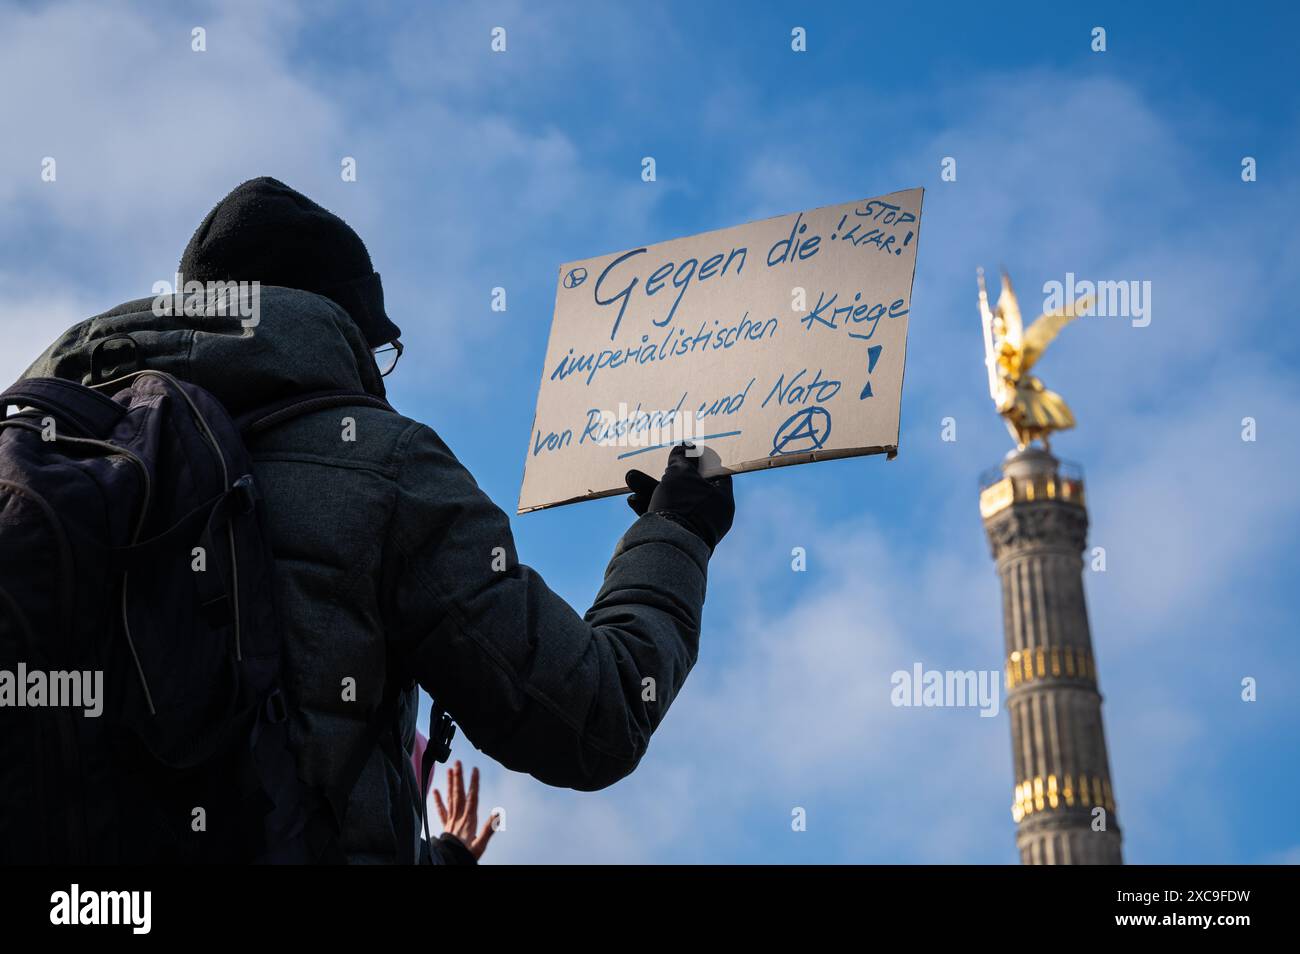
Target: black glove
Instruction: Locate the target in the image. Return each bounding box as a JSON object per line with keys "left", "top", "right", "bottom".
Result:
{"left": 625, "top": 442, "right": 735, "bottom": 550}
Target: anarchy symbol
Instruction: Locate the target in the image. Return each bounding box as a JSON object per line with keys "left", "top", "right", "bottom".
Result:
{"left": 770, "top": 406, "right": 831, "bottom": 457}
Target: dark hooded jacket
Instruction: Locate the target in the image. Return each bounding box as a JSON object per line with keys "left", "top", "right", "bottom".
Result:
{"left": 21, "top": 286, "right": 710, "bottom": 863}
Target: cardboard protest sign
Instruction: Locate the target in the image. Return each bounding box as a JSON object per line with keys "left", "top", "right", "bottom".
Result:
{"left": 518, "top": 187, "right": 924, "bottom": 513}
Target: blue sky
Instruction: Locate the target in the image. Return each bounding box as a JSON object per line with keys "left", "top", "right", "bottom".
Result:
{"left": 2, "top": 0, "right": 1297, "bottom": 863}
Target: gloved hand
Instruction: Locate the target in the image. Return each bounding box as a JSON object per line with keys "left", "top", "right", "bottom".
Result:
{"left": 625, "top": 442, "right": 735, "bottom": 550}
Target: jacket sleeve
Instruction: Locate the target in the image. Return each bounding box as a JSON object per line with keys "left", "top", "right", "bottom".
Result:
{"left": 426, "top": 833, "right": 478, "bottom": 866}
{"left": 381, "top": 423, "right": 711, "bottom": 791}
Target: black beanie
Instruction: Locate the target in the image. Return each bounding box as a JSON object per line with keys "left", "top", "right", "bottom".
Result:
{"left": 178, "top": 177, "right": 401, "bottom": 348}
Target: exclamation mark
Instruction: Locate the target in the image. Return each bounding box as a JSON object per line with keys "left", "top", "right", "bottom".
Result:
{"left": 860, "top": 345, "right": 883, "bottom": 399}
{"left": 831, "top": 214, "right": 847, "bottom": 241}
{"left": 894, "top": 231, "right": 913, "bottom": 255}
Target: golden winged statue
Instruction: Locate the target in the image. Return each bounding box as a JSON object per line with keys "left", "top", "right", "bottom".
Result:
{"left": 978, "top": 268, "right": 1092, "bottom": 451}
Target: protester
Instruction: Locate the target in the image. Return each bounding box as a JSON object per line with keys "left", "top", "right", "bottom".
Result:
{"left": 18, "top": 177, "right": 735, "bottom": 863}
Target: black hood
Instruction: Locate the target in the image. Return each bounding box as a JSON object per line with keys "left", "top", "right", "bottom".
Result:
{"left": 21, "top": 286, "right": 386, "bottom": 415}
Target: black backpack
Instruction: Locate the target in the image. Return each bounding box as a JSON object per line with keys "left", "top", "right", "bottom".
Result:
{"left": 0, "top": 368, "right": 413, "bottom": 863}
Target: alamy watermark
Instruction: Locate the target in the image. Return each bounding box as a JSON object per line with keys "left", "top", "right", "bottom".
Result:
{"left": 890, "top": 663, "right": 1000, "bottom": 718}
{"left": 589, "top": 397, "right": 703, "bottom": 454}
{"left": 0, "top": 664, "right": 102, "bottom": 717}
{"left": 151, "top": 272, "right": 260, "bottom": 328}
{"left": 1043, "top": 272, "right": 1151, "bottom": 328}
{"left": 539, "top": 395, "right": 728, "bottom": 459}
{"left": 50, "top": 884, "right": 150, "bottom": 934}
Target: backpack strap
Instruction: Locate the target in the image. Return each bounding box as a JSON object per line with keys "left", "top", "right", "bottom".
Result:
{"left": 238, "top": 390, "right": 394, "bottom": 438}
{"left": 420, "top": 701, "right": 456, "bottom": 847}
{"left": 1, "top": 377, "right": 127, "bottom": 438}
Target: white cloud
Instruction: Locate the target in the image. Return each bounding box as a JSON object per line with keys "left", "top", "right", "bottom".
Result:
{"left": 0, "top": 280, "right": 100, "bottom": 386}
{"left": 0, "top": 0, "right": 665, "bottom": 398}
{"left": 1265, "top": 844, "right": 1300, "bottom": 865}
{"left": 449, "top": 486, "right": 1014, "bottom": 864}
{"left": 0, "top": 1, "right": 338, "bottom": 270}
{"left": 5, "top": 4, "right": 1296, "bottom": 864}
{"left": 454, "top": 69, "right": 1300, "bottom": 864}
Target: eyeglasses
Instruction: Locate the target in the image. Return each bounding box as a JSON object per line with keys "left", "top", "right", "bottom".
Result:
{"left": 373, "top": 339, "right": 404, "bottom": 377}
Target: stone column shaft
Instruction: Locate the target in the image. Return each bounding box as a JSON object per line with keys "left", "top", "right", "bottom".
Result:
{"left": 981, "top": 448, "right": 1122, "bottom": 865}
